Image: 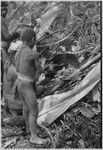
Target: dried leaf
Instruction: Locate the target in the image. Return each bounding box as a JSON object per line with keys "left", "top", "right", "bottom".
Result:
{"left": 92, "top": 82, "right": 101, "bottom": 102}
{"left": 79, "top": 104, "right": 95, "bottom": 118}
{"left": 3, "top": 137, "right": 17, "bottom": 148}
{"left": 92, "top": 104, "right": 101, "bottom": 115}
{"left": 77, "top": 139, "right": 85, "bottom": 148}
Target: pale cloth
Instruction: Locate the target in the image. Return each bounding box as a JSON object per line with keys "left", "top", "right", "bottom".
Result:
{"left": 17, "top": 72, "right": 34, "bottom": 82}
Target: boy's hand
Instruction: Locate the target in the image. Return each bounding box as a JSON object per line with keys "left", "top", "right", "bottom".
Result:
{"left": 37, "top": 73, "right": 45, "bottom": 85}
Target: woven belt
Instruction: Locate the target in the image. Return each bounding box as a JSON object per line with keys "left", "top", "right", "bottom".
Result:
{"left": 17, "top": 72, "right": 34, "bottom": 82}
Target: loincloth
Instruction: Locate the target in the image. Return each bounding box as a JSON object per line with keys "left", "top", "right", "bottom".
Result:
{"left": 13, "top": 73, "right": 36, "bottom": 97}
{"left": 17, "top": 72, "right": 34, "bottom": 82}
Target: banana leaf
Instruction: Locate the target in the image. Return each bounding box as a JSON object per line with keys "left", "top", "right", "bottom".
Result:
{"left": 9, "top": 5, "right": 59, "bottom": 51}
{"left": 37, "top": 5, "right": 59, "bottom": 39}
{"left": 37, "top": 61, "right": 100, "bottom": 126}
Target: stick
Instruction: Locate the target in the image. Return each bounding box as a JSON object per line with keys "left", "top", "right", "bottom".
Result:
{"left": 37, "top": 24, "right": 80, "bottom": 47}
{"left": 2, "top": 131, "right": 23, "bottom": 138}
{"left": 79, "top": 53, "right": 101, "bottom": 72}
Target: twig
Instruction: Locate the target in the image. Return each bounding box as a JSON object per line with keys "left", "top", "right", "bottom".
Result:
{"left": 37, "top": 18, "right": 81, "bottom": 43}
{"left": 37, "top": 25, "right": 70, "bottom": 43}
{"left": 53, "top": 123, "right": 60, "bottom": 145}
{"left": 2, "top": 131, "right": 23, "bottom": 139}
{"left": 39, "top": 47, "right": 48, "bottom": 55}
{"left": 37, "top": 24, "right": 80, "bottom": 47}
{"left": 3, "top": 117, "right": 19, "bottom": 129}
{"left": 40, "top": 124, "right": 56, "bottom": 148}
{"left": 65, "top": 124, "right": 85, "bottom": 143}
{"left": 3, "top": 136, "right": 19, "bottom": 148}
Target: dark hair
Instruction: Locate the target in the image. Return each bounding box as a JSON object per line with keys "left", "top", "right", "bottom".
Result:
{"left": 20, "top": 27, "right": 36, "bottom": 43}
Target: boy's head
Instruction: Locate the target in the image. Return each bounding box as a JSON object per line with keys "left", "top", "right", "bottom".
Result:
{"left": 20, "top": 27, "right": 36, "bottom": 48}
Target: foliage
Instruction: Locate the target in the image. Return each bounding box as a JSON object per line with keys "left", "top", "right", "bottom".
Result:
{"left": 2, "top": 1, "right": 101, "bottom": 149}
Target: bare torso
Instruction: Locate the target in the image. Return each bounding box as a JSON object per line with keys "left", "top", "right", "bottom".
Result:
{"left": 15, "top": 45, "right": 36, "bottom": 79}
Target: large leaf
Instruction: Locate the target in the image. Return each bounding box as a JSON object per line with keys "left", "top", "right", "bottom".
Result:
{"left": 37, "top": 61, "right": 100, "bottom": 126}
{"left": 37, "top": 5, "right": 59, "bottom": 40}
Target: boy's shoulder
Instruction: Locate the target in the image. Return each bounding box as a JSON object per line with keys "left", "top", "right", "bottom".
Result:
{"left": 17, "top": 44, "right": 31, "bottom": 55}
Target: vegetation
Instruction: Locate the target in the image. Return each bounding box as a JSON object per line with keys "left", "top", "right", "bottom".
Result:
{"left": 1, "top": 1, "right": 101, "bottom": 148}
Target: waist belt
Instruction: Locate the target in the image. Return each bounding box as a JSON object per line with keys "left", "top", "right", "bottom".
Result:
{"left": 17, "top": 72, "right": 34, "bottom": 82}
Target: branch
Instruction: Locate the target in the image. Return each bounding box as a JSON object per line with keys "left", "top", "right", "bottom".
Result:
{"left": 37, "top": 24, "right": 80, "bottom": 47}
{"left": 37, "top": 19, "right": 81, "bottom": 43}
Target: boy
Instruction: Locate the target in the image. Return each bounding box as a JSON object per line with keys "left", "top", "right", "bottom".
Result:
{"left": 15, "top": 28, "right": 47, "bottom": 144}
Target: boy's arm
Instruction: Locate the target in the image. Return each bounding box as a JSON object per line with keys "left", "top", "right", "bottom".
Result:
{"left": 34, "top": 51, "right": 42, "bottom": 74}
{"left": 27, "top": 49, "right": 42, "bottom": 74}
{"left": 14, "top": 50, "right": 22, "bottom": 72}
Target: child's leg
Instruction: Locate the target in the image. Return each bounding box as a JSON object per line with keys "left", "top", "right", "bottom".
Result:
{"left": 19, "top": 94, "right": 29, "bottom": 133}
{"left": 24, "top": 84, "right": 47, "bottom": 144}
